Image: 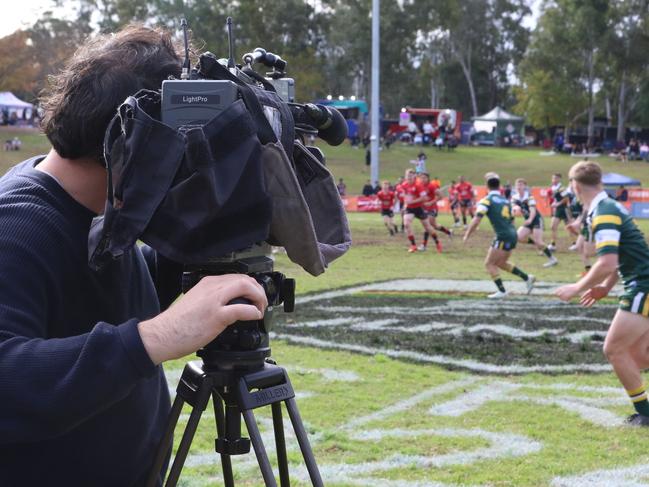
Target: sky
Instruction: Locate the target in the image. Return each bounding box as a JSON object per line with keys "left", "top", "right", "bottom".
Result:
{"left": 0, "top": 0, "right": 72, "bottom": 38}
{"left": 0, "top": 0, "right": 542, "bottom": 39}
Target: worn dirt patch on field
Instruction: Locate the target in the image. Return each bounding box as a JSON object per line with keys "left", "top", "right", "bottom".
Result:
{"left": 272, "top": 279, "right": 617, "bottom": 374}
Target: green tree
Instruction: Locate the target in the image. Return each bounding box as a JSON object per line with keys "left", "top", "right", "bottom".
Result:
{"left": 602, "top": 0, "right": 649, "bottom": 141}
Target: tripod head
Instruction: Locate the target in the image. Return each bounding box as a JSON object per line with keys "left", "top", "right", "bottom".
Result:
{"left": 182, "top": 243, "right": 295, "bottom": 371}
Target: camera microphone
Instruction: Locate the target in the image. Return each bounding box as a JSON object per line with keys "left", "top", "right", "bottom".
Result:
{"left": 243, "top": 48, "right": 288, "bottom": 73}
{"left": 290, "top": 103, "right": 348, "bottom": 146}
{"left": 242, "top": 47, "right": 267, "bottom": 66}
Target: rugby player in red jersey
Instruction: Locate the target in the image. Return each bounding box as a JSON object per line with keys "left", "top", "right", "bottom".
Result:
{"left": 419, "top": 173, "right": 452, "bottom": 252}
{"left": 394, "top": 176, "right": 406, "bottom": 233}
{"left": 402, "top": 169, "right": 438, "bottom": 252}
{"left": 448, "top": 180, "right": 461, "bottom": 227}
{"left": 456, "top": 175, "right": 475, "bottom": 227}
{"left": 376, "top": 180, "right": 397, "bottom": 235}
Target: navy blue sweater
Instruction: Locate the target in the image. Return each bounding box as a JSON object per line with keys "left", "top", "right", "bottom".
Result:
{"left": 0, "top": 157, "right": 173, "bottom": 486}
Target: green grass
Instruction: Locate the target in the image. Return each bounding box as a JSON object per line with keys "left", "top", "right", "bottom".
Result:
{"left": 163, "top": 343, "right": 649, "bottom": 486}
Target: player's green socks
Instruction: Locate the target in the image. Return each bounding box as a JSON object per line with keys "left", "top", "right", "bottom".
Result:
{"left": 627, "top": 384, "right": 649, "bottom": 416}
{"left": 493, "top": 278, "right": 506, "bottom": 293}
{"left": 543, "top": 247, "right": 553, "bottom": 258}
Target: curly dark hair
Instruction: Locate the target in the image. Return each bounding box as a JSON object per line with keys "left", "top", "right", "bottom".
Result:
{"left": 40, "top": 24, "right": 183, "bottom": 162}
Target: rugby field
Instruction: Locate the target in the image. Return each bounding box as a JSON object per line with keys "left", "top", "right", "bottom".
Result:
{"left": 167, "top": 280, "right": 649, "bottom": 487}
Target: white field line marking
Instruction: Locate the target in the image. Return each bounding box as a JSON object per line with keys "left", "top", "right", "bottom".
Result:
{"left": 341, "top": 377, "right": 480, "bottom": 430}
{"left": 296, "top": 279, "right": 615, "bottom": 304}
{"left": 290, "top": 428, "right": 542, "bottom": 482}
{"left": 430, "top": 382, "right": 522, "bottom": 416}
{"left": 314, "top": 306, "right": 613, "bottom": 324}
{"left": 429, "top": 381, "right": 624, "bottom": 427}
{"left": 337, "top": 479, "right": 464, "bottom": 487}
{"left": 566, "top": 330, "right": 608, "bottom": 343}
{"left": 285, "top": 317, "right": 364, "bottom": 328}
{"left": 285, "top": 366, "right": 360, "bottom": 382}
{"left": 349, "top": 319, "right": 403, "bottom": 330}
{"left": 441, "top": 323, "right": 565, "bottom": 338}
{"left": 523, "top": 382, "right": 622, "bottom": 395}
{"left": 271, "top": 333, "right": 612, "bottom": 374}
{"left": 551, "top": 461, "right": 649, "bottom": 486}
{"left": 522, "top": 396, "right": 622, "bottom": 427}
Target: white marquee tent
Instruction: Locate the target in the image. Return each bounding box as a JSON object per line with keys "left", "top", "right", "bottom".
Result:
{"left": 0, "top": 92, "right": 34, "bottom": 120}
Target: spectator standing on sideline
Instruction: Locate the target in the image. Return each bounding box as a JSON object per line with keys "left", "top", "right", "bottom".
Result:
{"left": 640, "top": 141, "right": 649, "bottom": 161}
{"left": 336, "top": 178, "right": 347, "bottom": 196}
{"left": 616, "top": 185, "right": 628, "bottom": 202}
{"left": 362, "top": 180, "right": 374, "bottom": 196}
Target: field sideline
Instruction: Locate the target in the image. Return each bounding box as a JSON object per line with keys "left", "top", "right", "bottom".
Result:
{"left": 5, "top": 128, "right": 649, "bottom": 485}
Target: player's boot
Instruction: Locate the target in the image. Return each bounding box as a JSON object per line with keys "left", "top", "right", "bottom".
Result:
{"left": 487, "top": 290, "right": 508, "bottom": 299}
{"left": 408, "top": 244, "right": 418, "bottom": 253}
{"left": 625, "top": 413, "right": 649, "bottom": 427}
{"left": 435, "top": 241, "right": 443, "bottom": 253}
{"left": 417, "top": 244, "right": 427, "bottom": 251}
{"left": 543, "top": 256, "right": 558, "bottom": 268}
{"left": 568, "top": 242, "right": 578, "bottom": 251}
{"left": 526, "top": 275, "right": 537, "bottom": 294}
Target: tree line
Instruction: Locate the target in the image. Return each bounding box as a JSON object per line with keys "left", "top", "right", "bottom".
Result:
{"left": 0, "top": 0, "right": 647, "bottom": 141}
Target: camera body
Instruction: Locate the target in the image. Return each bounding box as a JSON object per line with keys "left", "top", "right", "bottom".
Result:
{"left": 160, "top": 79, "right": 239, "bottom": 129}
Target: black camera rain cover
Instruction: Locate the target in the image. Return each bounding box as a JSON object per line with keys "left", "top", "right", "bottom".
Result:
{"left": 88, "top": 89, "right": 272, "bottom": 268}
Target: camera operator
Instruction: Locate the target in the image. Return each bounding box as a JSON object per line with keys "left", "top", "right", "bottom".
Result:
{"left": 0, "top": 24, "right": 267, "bottom": 486}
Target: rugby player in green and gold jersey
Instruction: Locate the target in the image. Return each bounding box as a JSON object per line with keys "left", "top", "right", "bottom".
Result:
{"left": 548, "top": 173, "right": 575, "bottom": 250}
{"left": 464, "top": 173, "right": 536, "bottom": 299}
{"left": 556, "top": 160, "right": 649, "bottom": 426}
{"left": 512, "top": 178, "right": 557, "bottom": 268}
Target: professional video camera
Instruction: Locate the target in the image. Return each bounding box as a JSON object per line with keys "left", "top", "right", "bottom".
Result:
{"left": 89, "top": 18, "right": 350, "bottom": 487}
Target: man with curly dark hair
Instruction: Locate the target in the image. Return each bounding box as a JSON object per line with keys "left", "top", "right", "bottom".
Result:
{"left": 0, "top": 24, "right": 267, "bottom": 486}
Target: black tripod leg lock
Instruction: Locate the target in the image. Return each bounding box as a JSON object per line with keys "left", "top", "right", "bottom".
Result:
{"left": 237, "top": 364, "right": 296, "bottom": 410}
{"left": 176, "top": 361, "right": 214, "bottom": 409}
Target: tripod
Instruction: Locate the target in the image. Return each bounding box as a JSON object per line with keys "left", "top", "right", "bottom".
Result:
{"left": 146, "top": 356, "right": 324, "bottom": 487}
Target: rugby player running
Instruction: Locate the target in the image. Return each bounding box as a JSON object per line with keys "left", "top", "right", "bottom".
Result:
{"left": 419, "top": 172, "right": 452, "bottom": 251}
{"left": 456, "top": 175, "right": 475, "bottom": 228}
{"left": 548, "top": 173, "right": 575, "bottom": 250}
{"left": 511, "top": 178, "right": 558, "bottom": 268}
{"left": 376, "top": 180, "right": 397, "bottom": 236}
{"left": 402, "top": 169, "right": 438, "bottom": 253}
{"left": 463, "top": 172, "right": 536, "bottom": 299}
{"left": 556, "top": 161, "right": 649, "bottom": 426}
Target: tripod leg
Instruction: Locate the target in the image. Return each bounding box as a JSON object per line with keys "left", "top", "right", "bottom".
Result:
{"left": 285, "top": 398, "right": 324, "bottom": 487}
{"left": 242, "top": 409, "right": 278, "bottom": 487}
{"left": 271, "top": 402, "right": 290, "bottom": 487}
{"left": 146, "top": 394, "right": 185, "bottom": 487}
{"left": 164, "top": 374, "right": 215, "bottom": 487}
{"left": 212, "top": 392, "right": 235, "bottom": 487}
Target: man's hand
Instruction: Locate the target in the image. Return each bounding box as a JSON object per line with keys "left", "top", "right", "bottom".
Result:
{"left": 566, "top": 220, "right": 580, "bottom": 233}
{"left": 555, "top": 283, "right": 580, "bottom": 302}
{"left": 138, "top": 274, "right": 268, "bottom": 365}
{"left": 579, "top": 286, "right": 609, "bottom": 307}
